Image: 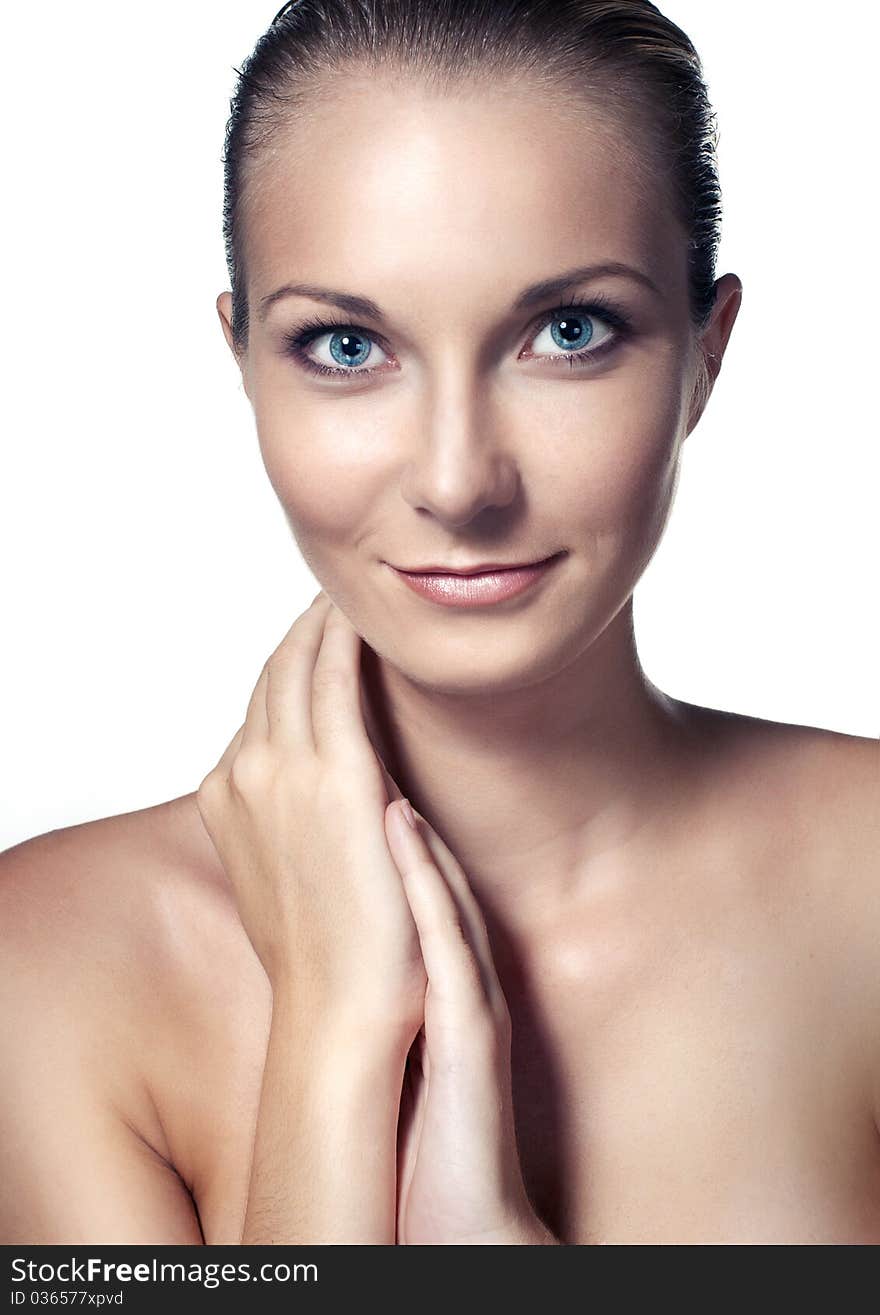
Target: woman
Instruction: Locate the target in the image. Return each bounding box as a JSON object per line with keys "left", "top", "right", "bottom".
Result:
{"left": 2, "top": 0, "right": 877, "bottom": 1246}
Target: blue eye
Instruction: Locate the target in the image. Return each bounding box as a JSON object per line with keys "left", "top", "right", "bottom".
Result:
{"left": 280, "top": 292, "right": 631, "bottom": 381}
{"left": 529, "top": 308, "right": 616, "bottom": 362}
{"left": 285, "top": 323, "right": 390, "bottom": 376}
{"left": 322, "top": 328, "right": 390, "bottom": 370}
{"left": 326, "top": 330, "right": 374, "bottom": 368}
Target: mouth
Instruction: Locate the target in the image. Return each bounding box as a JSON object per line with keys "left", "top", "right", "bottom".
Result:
{"left": 384, "top": 551, "right": 565, "bottom": 609}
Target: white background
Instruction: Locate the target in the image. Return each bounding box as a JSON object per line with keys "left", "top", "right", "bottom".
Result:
{"left": 2, "top": 2, "right": 876, "bottom": 852}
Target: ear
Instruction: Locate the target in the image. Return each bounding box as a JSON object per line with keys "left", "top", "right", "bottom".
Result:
{"left": 216, "top": 291, "right": 251, "bottom": 397}
{"left": 685, "top": 272, "right": 743, "bottom": 435}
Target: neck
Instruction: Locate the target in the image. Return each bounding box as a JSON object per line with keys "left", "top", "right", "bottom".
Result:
{"left": 361, "top": 599, "right": 703, "bottom": 940}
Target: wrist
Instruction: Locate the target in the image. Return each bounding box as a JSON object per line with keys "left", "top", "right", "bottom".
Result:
{"left": 270, "top": 984, "right": 414, "bottom": 1066}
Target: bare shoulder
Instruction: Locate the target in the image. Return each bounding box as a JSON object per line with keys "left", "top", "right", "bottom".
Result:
{"left": 673, "top": 699, "right": 878, "bottom": 951}
{"left": 0, "top": 792, "right": 241, "bottom": 1030}
{"left": 676, "top": 700, "right": 877, "bottom": 850}
{"left": 0, "top": 793, "right": 261, "bottom": 1242}
{"left": 677, "top": 700, "right": 880, "bottom": 1111}
{"left": 743, "top": 714, "right": 878, "bottom": 902}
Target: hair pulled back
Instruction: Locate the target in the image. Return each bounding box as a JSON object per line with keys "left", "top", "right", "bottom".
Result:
{"left": 221, "top": 0, "right": 722, "bottom": 355}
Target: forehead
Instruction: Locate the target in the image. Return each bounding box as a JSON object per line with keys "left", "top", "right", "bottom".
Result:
{"left": 244, "top": 72, "right": 686, "bottom": 312}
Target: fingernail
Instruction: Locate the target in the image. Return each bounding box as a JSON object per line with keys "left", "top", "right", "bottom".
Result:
{"left": 400, "top": 798, "right": 416, "bottom": 829}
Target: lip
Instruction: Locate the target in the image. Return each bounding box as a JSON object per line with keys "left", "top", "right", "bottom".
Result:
{"left": 395, "top": 557, "right": 552, "bottom": 575}
{"left": 386, "top": 552, "right": 564, "bottom": 608}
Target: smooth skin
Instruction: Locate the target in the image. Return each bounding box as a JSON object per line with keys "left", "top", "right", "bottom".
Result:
{"left": 197, "top": 588, "right": 553, "bottom": 1243}
{"left": 196, "top": 591, "right": 424, "bottom": 1243}
{"left": 385, "top": 796, "right": 558, "bottom": 1244}
{"left": 1, "top": 68, "right": 878, "bottom": 1244}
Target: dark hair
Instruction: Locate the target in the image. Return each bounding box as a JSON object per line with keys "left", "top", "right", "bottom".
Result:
{"left": 221, "top": 0, "right": 722, "bottom": 355}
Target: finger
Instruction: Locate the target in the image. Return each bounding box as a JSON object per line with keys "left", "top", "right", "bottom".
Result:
{"left": 200, "top": 722, "right": 245, "bottom": 792}
{"left": 239, "top": 662, "right": 270, "bottom": 749}
{"left": 411, "top": 809, "right": 506, "bottom": 1010}
{"left": 385, "top": 799, "right": 495, "bottom": 1012}
{"left": 310, "top": 601, "right": 375, "bottom": 759}
{"left": 396, "top": 1032, "right": 428, "bottom": 1241}
{"left": 263, "top": 590, "right": 331, "bottom": 751}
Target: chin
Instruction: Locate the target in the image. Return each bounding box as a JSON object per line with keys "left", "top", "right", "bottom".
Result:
{"left": 372, "top": 621, "right": 591, "bottom": 698}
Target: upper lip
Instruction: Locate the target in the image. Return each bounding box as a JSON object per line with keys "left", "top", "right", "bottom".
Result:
{"left": 390, "top": 552, "right": 561, "bottom": 576}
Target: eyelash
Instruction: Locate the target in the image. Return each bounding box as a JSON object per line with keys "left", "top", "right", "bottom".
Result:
{"left": 279, "top": 292, "right": 633, "bottom": 380}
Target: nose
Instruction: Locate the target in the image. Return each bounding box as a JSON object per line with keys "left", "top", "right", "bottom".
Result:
{"left": 399, "top": 371, "right": 520, "bottom": 527}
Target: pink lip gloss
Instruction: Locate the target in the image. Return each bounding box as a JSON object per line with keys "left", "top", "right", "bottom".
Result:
{"left": 388, "top": 555, "right": 561, "bottom": 608}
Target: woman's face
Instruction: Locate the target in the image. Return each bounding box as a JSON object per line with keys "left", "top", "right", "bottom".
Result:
{"left": 221, "top": 73, "right": 708, "bottom": 696}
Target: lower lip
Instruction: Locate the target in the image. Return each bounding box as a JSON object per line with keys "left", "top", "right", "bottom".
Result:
{"left": 387, "top": 554, "right": 563, "bottom": 608}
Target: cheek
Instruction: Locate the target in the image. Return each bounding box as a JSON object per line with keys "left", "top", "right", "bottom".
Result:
{"left": 253, "top": 397, "right": 387, "bottom": 548}
{"left": 251, "top": 349, "right": 689, "bottom": 590}
{"left": 543, "top": 359, "right": 687, "bottom": 562}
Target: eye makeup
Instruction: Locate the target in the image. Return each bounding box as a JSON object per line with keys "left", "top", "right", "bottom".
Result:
{"left": 277, "top": 291, "right": 634, "bottom": 381}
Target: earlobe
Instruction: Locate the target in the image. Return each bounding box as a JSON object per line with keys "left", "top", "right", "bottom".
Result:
{"left": 685, "top": 347, "right": 714, "bottom": 437}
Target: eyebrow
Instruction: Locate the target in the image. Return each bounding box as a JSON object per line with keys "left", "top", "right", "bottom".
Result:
{"left": 256, "top": 260, "right": 661, "bottom": 323}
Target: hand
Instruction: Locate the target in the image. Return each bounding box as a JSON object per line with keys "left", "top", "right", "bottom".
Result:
{"left": 385, "top": 799, "right": 558, "bottom": 1245}
{"left": 195, "top": 592, "right": 426, "bottom": 1039}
